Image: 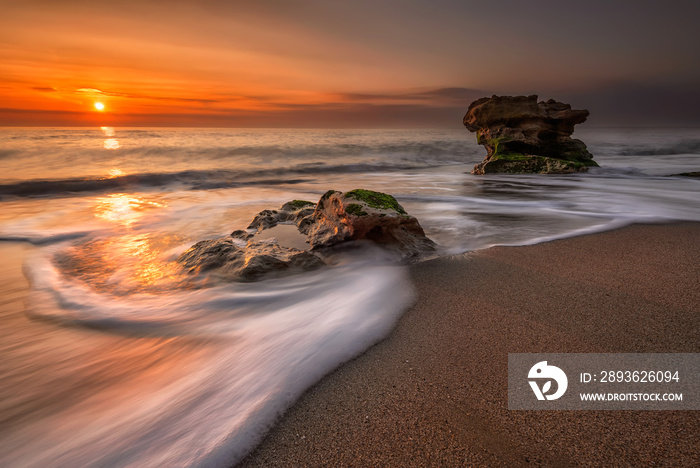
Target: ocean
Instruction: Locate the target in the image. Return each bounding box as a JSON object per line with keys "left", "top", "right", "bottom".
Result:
{"left": 0, "top": 126, "right": 699, "bottom": 467}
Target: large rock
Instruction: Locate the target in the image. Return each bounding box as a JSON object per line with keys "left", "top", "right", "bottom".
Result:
{"left": 463, "top": 95, "right": 598, "bottom": 174}
{"left": 178, "top": 199, "right": 323, "bottom": 282}
{"left": 177, "top": 237, "right": 323, "bottom": 282}
{"left": 177, "top": 190, "right": 435, "bottom": 282}
{"left": 306, "top": 189, "right": 436, "bottom": 258}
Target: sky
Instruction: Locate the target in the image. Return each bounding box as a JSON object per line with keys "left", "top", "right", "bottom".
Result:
{"left": 2, "top": 0, "right": 700, "bottom": 127}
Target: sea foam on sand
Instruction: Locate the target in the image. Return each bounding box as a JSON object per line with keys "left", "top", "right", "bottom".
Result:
{"left": 3, "top": 249, "right": 413, "bottom": 468}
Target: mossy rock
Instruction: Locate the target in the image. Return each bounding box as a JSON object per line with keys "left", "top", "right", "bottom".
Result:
{"left": 476, "top": 131, "right": 598, "bottom": 173}
{"left": 474, "top": 133, "right": 600, "bottom": 174}
{"left": 491, "top": 151, "right": 531, "bottom": 162}
{"left": 345, "top": 189, "right": 407, "bottom": 214}
{"left": 474, "top": 155, "right": 591, "bottom": 174}
{"left": 345, "top": 203, "right": 369, "bottom": 216}
{"left": 305, "top": 188, "right": 436, "bottom": 257}
{"left": 485, "top": 136, "right": 512, "bottom": 156}
{"left": 282, "top": 200, "right": 316, "bottom": 210}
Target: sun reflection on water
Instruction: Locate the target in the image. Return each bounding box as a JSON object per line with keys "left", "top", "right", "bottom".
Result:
{"left": 100, "top": 127, "right": 120, "bottom": 149}
{"left": 100, "top": 126, "right": 115, "bottom": 137}
{"left": 107, "top": 168, "right": 124, "bottom": 178}
{"left": 103, "top": 139, "right": 121, "bottom": 150}
{"left": 54, "top": 194, "right": 189, "bottom": 294}
{"left": 94, "top": 194, "right": 166, "bottom": 227}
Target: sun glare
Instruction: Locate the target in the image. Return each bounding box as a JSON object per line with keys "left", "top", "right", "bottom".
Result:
{"left": 104, "top": 139, "right": 121, "bottom": 150}
{"left": 94, "top": 102, "right": 105, "bottom": 111}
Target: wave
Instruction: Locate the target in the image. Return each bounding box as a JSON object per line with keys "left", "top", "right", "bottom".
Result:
{"left": 4, "top": 135, "right": 478, "bottom": 159}
{"left": 111, "top": 141, "right": 477, "bottom": 158}
{"left": 5, "top": 249, "right": 414, "bottom": 467}
{"left": 0, "top": 171, "right": 301, "bottom": 198}
{"left": 0, "top": 231, "right": 93, "bottom": 245}
{"left": 0, "top": 161, "right": 456, "bottom": 198}
{"left": 1, "top": 137, "right": 478, "bottom": 164}
{"left": 615, "top": 139, "right": 700, "bottom": 156}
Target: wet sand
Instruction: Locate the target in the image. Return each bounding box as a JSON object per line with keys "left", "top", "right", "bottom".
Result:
{"left": 240, "top": 223, "right": 700, "bottom": 466}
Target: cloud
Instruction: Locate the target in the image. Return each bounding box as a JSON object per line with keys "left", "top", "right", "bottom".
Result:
{"left": 74, "top": 87, "right": 222, "bottom": 104}
{"left": 335, "top": 87, "right": 486, "bottom": 104}
{"left": 75, "top": 88, "right": 107, "bottom": 95}
{"left": 0, "top": 108, "right": 82, "bottom": 114}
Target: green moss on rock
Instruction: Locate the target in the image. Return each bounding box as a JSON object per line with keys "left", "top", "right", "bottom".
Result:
{"left": 345, "top": 189, "right": 407, "bottom": 214}
{"left": 491, "top": 151, "right": 530, "bottom": 161}
{"left": 484, "top": 135, "right": 598, "bottom": 169}
{"left": 345, "top": 203, "right": 369, "bottom": 216}
{"left": 285, "top": 200, "right": 315, "bottom": 210}
{"left": 487, "top": 136, "right": 511, "bottom": 157}
{"left": 478, "top": 155, "right": 590, "bottom": 174}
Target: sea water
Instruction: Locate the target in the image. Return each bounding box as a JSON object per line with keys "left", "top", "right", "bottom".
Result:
{"left": 0, "top": 127, "right": 699, "bottom": 466}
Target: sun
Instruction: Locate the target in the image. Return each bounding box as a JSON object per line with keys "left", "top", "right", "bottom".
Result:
{"left": 94, "top": 102, "right": 105, "bottom": 111}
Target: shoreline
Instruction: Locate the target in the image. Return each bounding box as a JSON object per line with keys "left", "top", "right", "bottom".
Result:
{"left": 239, "top": 222, "right": 700, "bottom": 466}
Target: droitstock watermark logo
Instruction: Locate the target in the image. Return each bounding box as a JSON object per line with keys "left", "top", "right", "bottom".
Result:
{"left": 509, "top": 353, "right": 700, "bottom": 410}
{"left": 527, "top": 361, "right": 568, "bottom": 400}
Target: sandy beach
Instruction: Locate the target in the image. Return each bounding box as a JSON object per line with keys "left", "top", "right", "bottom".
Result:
{"left": 3, "top": 1, "right": 700, "bottom": 465}
{"left": 240, "top": 222, "right": 700, "bottom": 467}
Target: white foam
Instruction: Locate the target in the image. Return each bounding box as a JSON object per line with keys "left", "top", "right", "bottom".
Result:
{"left": 7, "top": 252, "right": 413, "bottom": 467}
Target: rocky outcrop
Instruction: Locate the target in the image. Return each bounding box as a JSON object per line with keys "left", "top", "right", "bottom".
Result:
{"left": 463, "top": 95, "right": 598, "bottom": 174}
{"left": 176, "top": 190, "right": 435, "bottom": 282}
{"left": 238, "top": 189, "right": 436, "bottom": 258}
{"left": 178, "top": 199, "right": 323, "bottom": 282}
{"left": 178, "top": 238, "right": 323, "bottom": 282}
{"left": 306, "top": 189, "right": 436, "bottom": 258}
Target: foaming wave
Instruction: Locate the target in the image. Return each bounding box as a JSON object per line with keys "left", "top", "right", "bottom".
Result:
{"left": 403, "top": 173, "right": 700, "bottom": 254}
{"left": 6, "top": 249, "right": 413, "bottom": 467}
{"left": 488, "top": 217, "right": 649, "bottom": 248}
{"left": 0, "top": 231, "right": 93, "bottom": 245}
